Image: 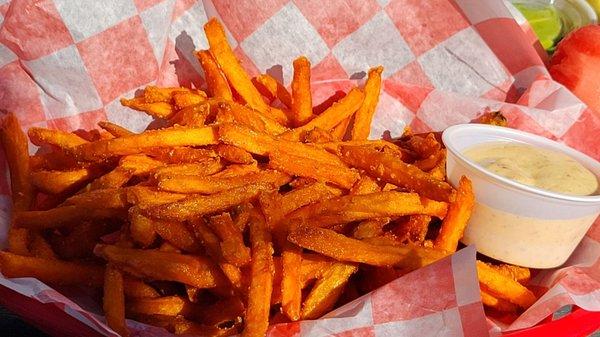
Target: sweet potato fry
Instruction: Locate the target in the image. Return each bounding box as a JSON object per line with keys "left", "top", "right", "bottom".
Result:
{"left": 281, "top": 244, "right": 302, "bottom": 321}
{"left": 104, "top": 265, "right": 129, "bottom": 337}
{"left": 340, "top": 145, "right": 454, "bottom": 202}
{"left": 413, "top": 149, "right": 445, "bottom": 171}
{"left": 434, "top": 176, "right": 474, "bottom": 252}
{"left": 204, "top": 19, "right": 268, "bottom": 113}
{"left": 153, "top": 159, "right": 224, "bottom": 178}
{"left": 29, "top": 232, "right": 57, "bottom": 259}
{"left": 120, "top": 97, "right": 175, "bottom": 119}
{"left": 303, "top": 128, "right": 336, "bottom": 143}
{"left": 119, "top": 154, "right": 165, "bottom": 176}
{"left": 291, "top": 56, "right": 313, "bottom": 126}
{"left": 31, "top": 168, "right": 98, "bottom": 195}
{"left": 208, "top": 213, "right": 251, "bottom": 267}
{"left": 63, "top": 188, "right": 129, "bottom": 209}
{"left": 123, "top": 278, "right": 160, "bottom": 299}
{"left": 300, "top": 262, "right": 358, "bottom": 320}
{"left": 282, "top": 88, "right": 364, "bottom": 141}
{"left": 349, "top": 175, "right": 381, "bottom": 195}
{"left": 0, "top": 251, "right": 104, "bottom": 286}
{"left": 172, "top": 92, "right": 206, "bottom": 110}
{"left": 144, "top": 146, "right": 217, "bottom": 164}
{"left": 288, "top": 226, "right": 448, "bottom": 269}
{"left": 254, "top": 74, "right": 292, "bottom": 108}
{"left": 126, "top": 186, "right": 188, "bottom": 209}
{"left": 352, "top": 218, "right": 390, "bottom": 239}
{"left": 70, "top": 126, "right": 218, "bottom": 161}
{"left": 476, "top": 261, "right": 536, "bottom": 309}
{"left": 84, "top": 167, "right": 133, "bottom": 191}
{"left": 428, "top": 153, "right": 446, "bottom": 181}
{"left": 28, "top": 127, "right": 88, "bottom": 149}
{"left": 7, "top": 228, "right": 30, "bottom": 255}
{"left": 288, "top": 192, "right": 447, "bottom": 226}
{"left": 49, "top": 222, "right": 109, "bottom": 259}
{"left": 394, "top": 215, "right": 431, "bottom": 244}
{"left": 153, "top": 220, "right": 200, "bottom": 253}
{"left": 98, "top": 121, "right": 135, "bottom": 138}
{"left": 485, "top": 263, "right": 531, "bottom": 285}
{"left": 214, "top": 100, "right": 287, "bottom": 136}
{"left": 143, "top": 86, "right": 190, "bottom": 103}
{"left": 215, "top": 144, "right": 254, "bottom": 164}
{"left": 242, "top": 211, "right": 274, "bottom": 337}
{"left": 158, "top": 169, "right": 291, "bottom": 194}
{"left": 127, "top": 296, "right": 193, "bottom": 317}
{"left": 145, "top": 183, "right": 276, "bottom": 221}
{"left": 300, "top": 254, "right": 334, "bottom": 283}
{"left": 29, "top": 150, "right": 79, "bottom": 171}
{"left": 129, "top": 205, "right": 159, "bottom": 248}
{"left": 95, "top": 244, "right": 227, "bottom": 289}
{"left": 1, "top": 113, "right": 34, "bottom": 211}
{"left": 269, "top": 149, "right": 359, "bottom": 189}
{"left": 351, "top": 66, "right": 383, "bottom": 140}
{"left": 14, "top": 206, "right": 125, "bottom": 229}
{"left": 331, "top": 116, "right": 351, "bottom": 140}
{"left": 401, "top": 133, "right": 441, "bottom": 159}
{"left": 197, "top": 50, "right": 233, "bottom": 100}
{"left": 480, "top": 289, "right": 518, "bottom": 312}
{"left": 210, "top": 163, "right": 259, "bottom": 179}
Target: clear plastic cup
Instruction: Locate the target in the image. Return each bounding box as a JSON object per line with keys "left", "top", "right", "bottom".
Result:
{"left": 442, "top": 124, "right": 600, "bottom": 268}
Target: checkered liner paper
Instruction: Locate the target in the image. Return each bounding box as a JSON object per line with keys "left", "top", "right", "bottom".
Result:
{"left": 0, "top": 0, "right": 598, "bottom": 336}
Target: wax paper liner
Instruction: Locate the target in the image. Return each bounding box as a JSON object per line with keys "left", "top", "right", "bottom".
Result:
{"left": 0, "top": 0, "right": 598, "bottom": 336}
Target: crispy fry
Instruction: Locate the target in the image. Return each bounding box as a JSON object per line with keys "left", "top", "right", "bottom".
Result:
{"left": 121, "top": 97, "right": 175, "bottom": 119}
{"left": 49, "top": 222, "right": 109, "bottom": 259}
{"left": 29, "top": 232, "right": 57, "bottom": 259}
{"left": 242, "top": 211, "right": 274, "bottom": 337}
{"left": 14, "top": 206, "right": 125, "bottom": 229}
{"left": 300, "top": 262, "right": 358, "bottom": 320}
{"left": 145, "top": 146, "right": 217, "bottom": 164}
{"left": 291, "top": 56, "right": 313, "bottom": 126}
{"left": 153, "top": 159, "right": 224, "bottom": 178}
{"left": 288, "top": 226, "right": 448, "bottom": 269}
{"left": 210, "top": 163, "right": 259, "bottom": 179}
{"left": 98, "top": 121, "right": 135, "bottom": 138}
{"left": 153, "top": 220, "right": 200, "bottom": 253}
{"left": 394, "top": 215, "right": 431, "bottom": 244}
{"left": 28, "top": 127, "right": 88, "bottom": 149}
{"left": 169, "top": 103, "right": 211, "bottom": 127}
{"left": 282, "top": 88, "right": 364, "bottom": 141}
{"left": 123, "top": 278, "right": 160, "bottom": 299}
{"left": 331, "top": 116, "right": 351, "bottom": 140}
{"left": 204, "top": 19, "right": 268, "bottom": 113}
{"left": 1, "top": 113, "right": 34, "bottom": 211}
{"left": 172, "top": 92, "right": 206, "bottom": 110}
{"left": 127, "top": 296, "right": 192, "bottom": 317}
{"left": 104, "top": 265, "right": 129, "bottom": 337}
{"left": 413, "top": 149, "right": 445, "bottom": 171}
{"left": 126, "top": 186, "right": 188, "bottom": 209}
{"left": 428, "top": 151, "right": 446, "bottom": 180}
{"left": 254, "top": 74, "right": 292, "bottom": 108}
{"left": 129, "top": 207, "right": 158, "bottom": 247}
{"left": 158, "top": 169, "right": 290, "bottom": 194}
{"left": 352, "top": 218, "right": 390, "bottom": 239}
{"left": 7, "top": 228, "right": 30, "bottom": 255}
{"left": 214, "top": 100, "right": 287, "bottom": 136}
{"left": 269, "top": 149, "right": 359, "bottom": 189}
{"left": 85, "top": 167, "right": 133, "bottom": 191}
{"left": 340, "top": 145, "right": 454, "bottom": 202}
{"left": 401, "top": 133, "right": 441, "bottom": 159}
{"left": 351, "top": 66, "right": 383, "bottom": 140}
{"left": 197, "top": 50, "right": 233, "bottom": 100}
{"left": 215, "top": 144, "right": 254, "bottom": 164}
{"left": 288, "top": 192, "right": 447, "bottom": 226}
{"left": 71, "top": 126, "right": 218, "bottom": 161}
{"left": 63, "top": 188, "right": 129, "bottom": 209}
{"left": 145, "top": 183, "right": 275, "bottom": 221}
{"left": 485, "top": 263, "right": 531, "bottom": 285}
{"left": 476, "top": 261, "right": 536, "bottom": 309}
{"left": 143, "top": 86, "right": 190, "bottom": 103}
{"left": 208, "top": 213, "right": 251, "bottom": 267}
{"left": 119, "top": 154, "right": 164, "bottom": 176}
{"left": 303, "top": 128, "right": 336, "bottom": 143}
{"left": 0, "top": 251, "right": 104, "bottom": 286}
{"left": 31, "top": 168, "right": 98, "bottom": 195}
{"left": 95, "top": 244, "right": 227, "bottom": 289}
{"left": 434, "top": 176, "right": 474, "bottom": 252}
{"left": 350, "top": 175, "right": 381, "bottom": 195}
{"left": 29, "top": 150, "right": 79, "bottom": 171}
{"left": 480, "top": 289, "right": 518, "bottom": 312}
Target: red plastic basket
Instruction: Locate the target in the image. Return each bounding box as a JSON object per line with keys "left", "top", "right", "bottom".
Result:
{"left": 1, "top": 284, "right": 598, "bottom": 337}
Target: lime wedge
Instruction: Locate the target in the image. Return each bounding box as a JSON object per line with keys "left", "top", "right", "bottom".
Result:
{"left": 514, "top": 2, "right": 563, "bottom": 50}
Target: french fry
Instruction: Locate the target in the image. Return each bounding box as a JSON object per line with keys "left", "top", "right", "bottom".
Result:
{"left": 29, "top": 150, "right": 79, "bottom": 171}
{"left": 120, "top": 97, "right": 175, "bottom": 119}
{"left": 29, "top": 232, "right": 57, "bottom": 259}
{"left": 49, "top": 222, "right": 109, "bottom": 259}
{"left": 70, "top": 126, "right": 218, "bottom": 161}
{"left": 300, "top": 262, "right": 358, "bottom": 320}
{"left": 197, "top": 50, "right": 233, "bottom": 100}
{"left": 95, "top": 244, "right": 227, "bottom": 289}
{"left": 476, "top": 261, "right": 536, "bottom": 309}
{"left": 63, "top": 188, "right": 129, "bottom": 209}
{"left": 215, "top": 144, "right": 254, "bottom": 164}
{"left": 208, "top": 213, "right": 251, "bottom": 267}
{"left": 168, "top": 103, "right": 210, "bottom": 127}
{"left": 291, "top": 56, "right": 314, "bottom": 126}
{"left": 210, "top": 163, "right": 259, "bottom": 179}
{"left": 172, "top": 92, "right": 206, "bottom": 110}
{"left": 253, "top": 74, "right": 292, "bottom": 108}
{"left": 143, "top": 86, "right": 190, "bottom": 103}
{"left": 316, "top": 139, "right": 399, "bottom": 156}
{"left": 119, "top": 154, "right": 165, "bottom": 176}
{"left": 104, "top": 265, "right": 129, "bottom": 337}
{"left": 98, "top": 121, "right": 135, "bottom": 138}
{"left": 194, "top": 296, "right": 245, "bottom": 326}
{"left": 413, "top": 149, "right": 445, "bottom": 171}
{"left": 281, "top": 241, "right": 302, "bottom": 321}
{"left": 7, "top": 228, "right": 30, "bottom": 255}
{"left": 84, "top": 167, "right": 133, "bottom": 191}
{"left": 232, "top": 202, "right": 253, "bottom": 231}
{"left": 480, "top": 289, "right": 518, "bottom": 312}
{"left": 123, "top": 278, "right": 160, "bottom": 299}
{"left": 145, "top": 146, "right": 217, "bottom": 164}
{"left": 145, "top": 183, "right": 276, "bottom": 221}
{"left": 31, "top": 168, "right": 99, "bottom": 195}
{"left": 28, "top": 127, "right": 88, "bottom": 149}
{"left": 204, "top": 19, "right": 269, "bottom": 113}
{"left": 281, "top": 88, "right": 364, "bottom": 141}
{"left": 340, "top": 145, "right": 455, "bottom": 202}
{"left": 126, "top": 186, "right": 188, "bottom": 209}
{"left": 14, "top": 206, "right": 125, "bottom": 229}
{"left": 1, "top": 113, "right": 34, "bottom": 211}
{"left": 158, "top": 169, "right": 291, "bottom": 194}
{"left": 0, "top": 251, "right": 104, "bottom": 286}
{"left": 351, "top": 66, "right": 383, "bottom": 140}
{"left": 300, "top": 254, "right": 334, "bottom": 283}
{"left": 485, "top": 263, "right": 531, "bottom": 285}
{"left": 153, "top": 220, "right": 201, "bottom": 253}
{"left": 434, "top": 176, "right": 474, "bottom": 252}
{"left": 288, "top": 191, "right": 447, "bottom": 226}
{"left": 153, "top": 159, "right": 224, "bottom": 178}
{"left": 401, "top": 133, "right": 441, "bottom": 159}
{"left": 288, "top": 226, "right": 448, "bottom": 269}
{"left": 127, "top": 296, "right": 193, "bottom": 317}
{"left": 303, "top": 128, "right": 336, "bottom": 143}
{"left": 352, "top": 218, "right": 390, "bottom": 239}
{"left": 331, "top": 116, "right": 351, "bottom": 140}
{"left": 269, "top": 149, "right": 359, "bottom": 189}
{"left": 128, "top": 207, "right": 157, "bottom": 247}
{"left": 394, "top": 215, "right": 431, "bottom": 244}
{"left": 349, "top": 175, "right": 381, "bottom": 195}
{"left": 214, "top": 100, "right": 287, "bottom": 136}
{"left": 428, "top": 151, "right": 446, "bottom": 180}
{"left": 242, "top": 211, "right": 274, "bottom": 337}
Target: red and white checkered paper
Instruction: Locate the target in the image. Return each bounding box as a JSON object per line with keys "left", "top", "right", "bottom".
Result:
{"left": 0, "top": 0, "right": 599, "bottom": 336}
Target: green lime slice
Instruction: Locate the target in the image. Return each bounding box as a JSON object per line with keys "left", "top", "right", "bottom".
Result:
{"left": 514, "top": 2, "right": 563, "bottom": 50}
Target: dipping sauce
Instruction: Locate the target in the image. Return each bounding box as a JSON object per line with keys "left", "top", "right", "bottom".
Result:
{"left": 463, "top": 141, "right": 599, "bottom": 196}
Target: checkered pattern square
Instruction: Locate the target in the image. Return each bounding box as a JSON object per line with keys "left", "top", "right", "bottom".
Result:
{"left": 0, "top": 1, "right": 599, "bottom": 336}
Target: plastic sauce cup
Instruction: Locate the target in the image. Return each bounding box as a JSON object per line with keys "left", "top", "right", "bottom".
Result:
{"left": 442, "top": 124, "right": 600, "bottom": 268}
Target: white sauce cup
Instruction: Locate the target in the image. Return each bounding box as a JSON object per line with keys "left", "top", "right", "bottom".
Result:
{"left": 442, "top": 124, "right": 600, "bottom": 268}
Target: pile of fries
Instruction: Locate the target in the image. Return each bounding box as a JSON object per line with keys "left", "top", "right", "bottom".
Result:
{"left": 0, "top": 18, "right": 536, "bottom": 337}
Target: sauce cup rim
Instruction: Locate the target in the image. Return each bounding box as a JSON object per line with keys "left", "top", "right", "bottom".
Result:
{"left": 442, "top": 124, "right": 600, "bottom": 204}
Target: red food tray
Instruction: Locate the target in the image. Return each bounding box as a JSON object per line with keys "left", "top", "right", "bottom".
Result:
{"left": 2, "top": 285, "right": 598, "bottom": 337}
